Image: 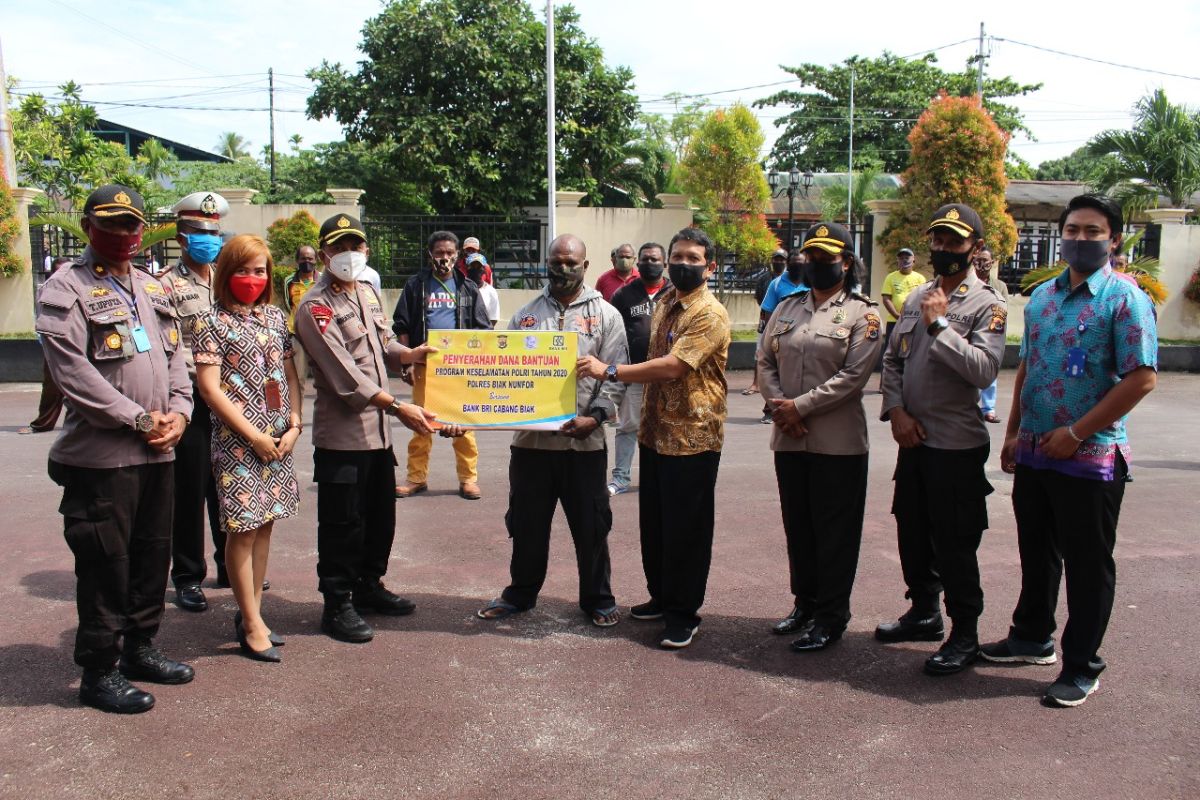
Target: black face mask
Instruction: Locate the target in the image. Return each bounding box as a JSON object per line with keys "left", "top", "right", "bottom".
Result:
{"left": 1060, "top": 239, "right": 1112, "bottom": 274}
{"left": 638, "top": 260, "right": 665, "bottom": 281}
{"left": 786, "top": 262, "right": 804, "bottom": 281}
{"left": 297, "top": 260, "right": 316, "bottom": 273}
{"left": 802, "top": 259, "right": 846, "bottom": 291}
{"left": 930, "top": 249, "right": 972, "bottom": 276}
{"left": 546, "top": 262, "right": 585, "bottom": 298}
{"left": 771, "top": 260, "right": 786, "bottom": 276}
{"left": 668, "top": 262, "right": 707, "bottom": 293}
{"left": 467, "top": 268, "right": 486, "bottom": 285}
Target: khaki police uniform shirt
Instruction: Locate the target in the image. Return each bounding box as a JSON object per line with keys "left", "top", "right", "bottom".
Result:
{"left": 880, "top": 269, "right": 1007, "bottom": 450}
{"left": 35, "top": 247, "right": 193, "bottom": 469}
{"left": 294, "top": 274, "right": 408, "bottom": 451}
{"left": 507, "top": 285, "right": 628, "bottom": 452}
{"left": 759, "top": 289, "right": 883, "bottom": 455}
{"left": 161, "top": 259, "right": 215, "bottom": 381}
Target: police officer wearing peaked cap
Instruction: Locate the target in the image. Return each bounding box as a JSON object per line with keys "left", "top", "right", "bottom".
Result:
{"left": 36, "top": 185, "right": 197, "bottom": 713}
{"left": 293, "top": 213, "right": 460, "bottom": 643}
{"left": 759, "top": 222, "right": 883, "bottom": 652}
{"left": 159, "top": 191, "right": 237, "bottom": 611}
{"left": 876, "top": 203, "right": 1007, "bottom": 676}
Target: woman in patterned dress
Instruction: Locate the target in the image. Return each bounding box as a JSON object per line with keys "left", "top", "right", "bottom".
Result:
{"left": 195, "top": 235, "right": 301, "bottom": 662}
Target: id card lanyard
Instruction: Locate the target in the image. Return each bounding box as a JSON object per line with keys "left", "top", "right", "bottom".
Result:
{"left": 107, "top": 276, "right": 152, "bottom": 353}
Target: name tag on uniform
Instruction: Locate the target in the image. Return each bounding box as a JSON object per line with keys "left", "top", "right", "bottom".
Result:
{"left": 1066, "top": 347, "right": 1086, "bottom": 377}
{"left": 130, "top": 325, "right": 152, "bottom": 353}
{"left": 265, "top": 379, "right": 282, "bottom": 411}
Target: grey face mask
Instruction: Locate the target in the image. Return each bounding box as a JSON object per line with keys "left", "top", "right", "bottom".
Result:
{"left": 1060, "top": 239, "right": 1112, "bottom": 274}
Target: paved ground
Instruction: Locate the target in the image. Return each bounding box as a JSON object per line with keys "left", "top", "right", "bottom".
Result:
{"left": 0, "top": 371, "right": 1196, "bottom": 800}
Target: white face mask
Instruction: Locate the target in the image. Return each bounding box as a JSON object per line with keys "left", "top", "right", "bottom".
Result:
{"left": 327, "top": 250, "right": 367, "bottom": 282}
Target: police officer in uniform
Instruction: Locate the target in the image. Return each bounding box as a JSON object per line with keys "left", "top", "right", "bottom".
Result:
{"left": 36, "top": 185, "right": 196, "bottom": 713}
{"left": 293, "top": 213, "right": 453, "bottom": 643}
{"left": 759, "top": 222, "right": 883, "bottom": 651}
{"left": 877, "top": 204, "right": 1007, "bottom": 675}
{"left": 159, "top": 191, "right": 233, "bottom": 609}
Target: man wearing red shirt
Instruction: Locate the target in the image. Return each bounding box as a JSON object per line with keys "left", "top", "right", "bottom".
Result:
{"left": 595, "top": 242, "right": 639, "bottom": 302}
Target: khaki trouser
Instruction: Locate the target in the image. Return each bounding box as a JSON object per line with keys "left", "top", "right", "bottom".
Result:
{"left": 406, "top": 365, "right": 478, "bottom": 484}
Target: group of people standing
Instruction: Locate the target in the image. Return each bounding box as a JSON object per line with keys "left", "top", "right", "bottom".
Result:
{"left": 34, "top": 181, "right": 1156, "bottom": 715}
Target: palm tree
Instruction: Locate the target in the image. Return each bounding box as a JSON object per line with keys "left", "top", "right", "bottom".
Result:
{"left": 1087, "top": 89, "right": 1200, "bottom": 213}
{"left": 820, "top": 166, "right": 898, "bottom": 224}
{"left": 1020, "top": 229, "right": 1168, "bottom": 305}
{"left": 216, "top": 132, "right": 251, "bottom": 161}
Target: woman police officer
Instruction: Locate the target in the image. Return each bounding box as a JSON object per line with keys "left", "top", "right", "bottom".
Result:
{"left": 759, "top": 222, "right": 883, "bottom": 651}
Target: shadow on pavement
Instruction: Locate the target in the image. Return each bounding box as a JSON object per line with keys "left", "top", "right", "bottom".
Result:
{"left": 21, "top": 569, "right": 76, "bottom": 602}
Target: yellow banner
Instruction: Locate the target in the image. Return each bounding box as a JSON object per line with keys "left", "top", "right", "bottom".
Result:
{"left": 422, "top": 329, "right": 578, "bottom": 430}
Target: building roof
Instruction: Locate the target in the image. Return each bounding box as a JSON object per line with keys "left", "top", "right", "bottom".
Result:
{"left": 92, "top": 118, "right": 231, "bottom": 164}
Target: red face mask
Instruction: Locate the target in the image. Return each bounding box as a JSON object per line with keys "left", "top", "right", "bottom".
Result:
{"left": 229, "top": 274, "right": 268, "bottom": 305}
{"left": 88, "top": 224, "right": 144, "bottom": 264}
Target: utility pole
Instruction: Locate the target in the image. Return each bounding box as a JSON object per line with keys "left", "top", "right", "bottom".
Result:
{"left": 976, "top": 22, "right": 986, "bottom": 98}
{"left": 268, "top": 67, "right": 276, "bottom": 186}
{"left": 847, "top": 67, "right": 854, "bottom": 229}
{"left": 0, "top": 36, "right": 17, "bottom": 187}
{"left": 545, "top": 1, "right": 556, "bottom": 244}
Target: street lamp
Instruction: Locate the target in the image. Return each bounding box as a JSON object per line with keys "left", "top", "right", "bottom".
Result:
{"left": 769, "top": 165, "right": 812, "bottom": 251}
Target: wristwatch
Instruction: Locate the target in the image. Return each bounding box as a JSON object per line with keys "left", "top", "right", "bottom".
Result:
{"left": 134, "top": 412, "right": 154, "bottom": 433}
{"left": 388, "top": 400, "right": 405, "bottom": 417}
{"left": 604, "top": 364, "right": 619, "bottom": 382}
{"left": 927, "top": 316, "right": 950, "bottom": 337}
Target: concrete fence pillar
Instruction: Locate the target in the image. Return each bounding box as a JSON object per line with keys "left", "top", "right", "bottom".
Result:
{"left": 864, "top": 199, "right": 901, "bottom": 301}
{"left": 0, "top": 186, "right": 45, "bottom": 334}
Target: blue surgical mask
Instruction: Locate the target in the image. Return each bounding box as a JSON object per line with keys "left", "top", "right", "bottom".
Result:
{"left": 184, "top": 233, "right": 223, "bottom": 264}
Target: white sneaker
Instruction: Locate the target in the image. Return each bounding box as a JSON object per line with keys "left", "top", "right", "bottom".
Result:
{"left": 606, "top": 482, "right": 629, "bottom": 496}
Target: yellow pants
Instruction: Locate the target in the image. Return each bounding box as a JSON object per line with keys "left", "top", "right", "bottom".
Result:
{"left": 407, "top": 365, "right": 478, "bottom": 484}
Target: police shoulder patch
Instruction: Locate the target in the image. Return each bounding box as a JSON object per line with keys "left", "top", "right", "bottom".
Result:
{"left": 310, "top": 303, "right": 334, "bottom": 335}
{"left": 518, "top": 314, "right": 538, "bottom": 329}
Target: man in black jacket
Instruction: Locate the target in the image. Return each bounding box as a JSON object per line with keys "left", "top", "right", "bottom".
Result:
{"left": 392, "top": 230, "right": 492, "bottom": 499}
{"left": 606, "top": 242, "right": 669, "bottom": 495}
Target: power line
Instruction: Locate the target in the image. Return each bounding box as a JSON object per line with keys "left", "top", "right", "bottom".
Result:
{"left": 44, "top": 0, "right": 218, "bottom": 76}
{"left": 993, "top": 37, "right": 1200, "bottom": 82}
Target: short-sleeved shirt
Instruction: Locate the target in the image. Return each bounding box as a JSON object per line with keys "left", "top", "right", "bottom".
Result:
{"left": 639, "top": 285, "right": 731, "bottom": 456}
{"left": 881, "top": 269, "right": 927, "bottom": 322}
{"left": 284, "top": 272, "right": 317, "bottom": 333}
{"left": 595, "top": 268, "right": 640, "bottom": 303}
{"left": 761, "top": 272, "right": 808, "bottom": 315}
{"left": 1016, "top": 266, "right": 1158, "bottom": 480}
{"left": 425, "top": 273, "right": 457, "bottom": 331}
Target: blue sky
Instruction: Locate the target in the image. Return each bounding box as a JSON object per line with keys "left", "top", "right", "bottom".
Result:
{"left": 5, "top": 0, "right": 1200, "bottom": 170}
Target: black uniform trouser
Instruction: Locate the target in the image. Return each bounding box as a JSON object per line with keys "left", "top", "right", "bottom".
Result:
{"left": 501, "top": 447, "right": 614, "bottom": 613}
{"left": 314, "top": 447, "right": 397, "bottom": 598}
{"left": 775, "top": 451, "right": 869, "bottom": 631}
{"left": 170, "top": 390, "right": 222, "bottom": 586}
{"left": 891, "top": 443, "right": 991, "bottom": 633}
{"left": 49, "top": 459, "right": 173, "bottom": 670}
{"left": 1009, "top": 463, "right": 1126, "bottom": 680}
{"left": 639, "top": 447, "right": 721, "bottom": 630}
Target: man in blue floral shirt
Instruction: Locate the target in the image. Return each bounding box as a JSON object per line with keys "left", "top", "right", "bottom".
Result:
{"left": 983, "top": 194, "right": 1157, "bottom": 708}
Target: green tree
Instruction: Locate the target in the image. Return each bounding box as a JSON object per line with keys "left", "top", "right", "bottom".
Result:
{"left": 678, "top": 104, "right": 777, "bottom": 272}
{"left": 266, "top": 210, "right": 320, "bottom": 268}
{"left": 306, "top": 0, "right": 639, "bottom": 213}
{"left": 0, "top": 162, "right": 24, "bottom": 277}
{"left": 881, "top": 93, "right": 1017, "bottom": 266}
{"left": 819, "top": 167, "right": 898, "bottom": 225}
{"left": 134, "top": 138, "right": 181, "bottom": 213}
{"left": 216, "top": 132, "right": 251, "bottom": 160}
{"left": 10, "top": 81, "right": 147, "bottom": 210}
{"left": 1034, "top": 145, "right": 1107, "bottom": 181}
{"left": 1087, "top": 88, "right": 1200, "bottom": 211}
{"left": 756, "top": 52, "right": 1041, "bottom": 173}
